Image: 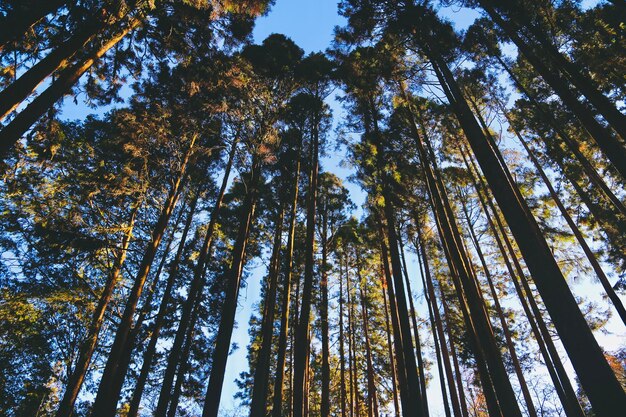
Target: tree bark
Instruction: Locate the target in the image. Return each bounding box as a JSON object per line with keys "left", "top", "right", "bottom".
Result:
{"left": 381, "top": 267, "right": 401, "bottom": 417}
{"left": 249, "top": 206, "right": 285, "bottom": 417}
{"left": 126, "top": 191, "right": 200, "bottom": 417}
{"left": 292, "top": 115, "right": 320, "bottom": 417}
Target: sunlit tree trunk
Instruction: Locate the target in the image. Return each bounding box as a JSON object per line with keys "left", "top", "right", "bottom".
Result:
{"left": 55, "top": 202, "right": 139, "bottom": 417}
{"left": 0, "top": 17, "right": 142, "bottom": 159}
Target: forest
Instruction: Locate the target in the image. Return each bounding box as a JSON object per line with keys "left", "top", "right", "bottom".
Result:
{"left": 0, "top": 0, "right": 625, "bottom": 416}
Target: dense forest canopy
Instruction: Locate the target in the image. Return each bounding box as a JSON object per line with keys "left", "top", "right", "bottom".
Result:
{"left": 0, "top": 1, "right": 625, "bottom": 417}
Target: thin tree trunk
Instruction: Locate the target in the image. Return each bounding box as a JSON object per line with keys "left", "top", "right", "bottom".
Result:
{"left": 461, "top": 148, "right": 586, "bottom": 417}
{"left": 425, "top": 48, "right": 626, "bottom": 415}
{"left": 355, "top": 248, "right": 379, "bottom": 417}
{"left": 505, "top": 115, "right": 626, "bottom": 326}
{"left": 91, "top": 135, "right": 195, "bottom": 417}
{"left": 272, "top": 144, "right": 302, "bottom": 417}
{"left": 338, "top": 255, "right": 349, "bottom": 417}
{"left": 293, "top": 115, "right": 320, "bottom": 417}
{"left": 320, "top": 205, "right": 331, "bottom": 417}
{"left": 249, "top": 206, "right": 285, "bottom": 417}
{"left": 460, "top": 196, "right": 538, "bottom": 417}
{"left": 479, "top": 3, "right": 626, "bottom": 179}
{"left": 398, "top": 230, "right": 430, "bottom": 417}
{"left": 0, "top": 17, "right": 141, "bottom": 159}
{"left": 55, "top": 203, "right": 139, "bottom": 417}
{"left": 399, "top": 81, "right": 515, "bottom": 417}
{"left": 202, "top": 158, "right": 262, "bottom": 417}
{"left": 368, "top": 95, "right": 424, "bottom": 417}
{"left": 415, "top": 226, "right": 463, "bottom": 417}
{"left": 126, "top": 191, "right": 200, "bottom": 417}
{"left": 346, "top": 262, "right": 361, "bottom": 417}
{"left": 381, "top": 268, "right": 401, "bottom": 417}
{"left": 154, "top": 137, "right": 238, "bottom": 417}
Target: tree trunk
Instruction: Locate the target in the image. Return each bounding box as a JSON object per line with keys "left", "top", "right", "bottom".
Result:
{"left": 272, "top": 144, "right": 302, "bottom": 417}
{"left": 0, "top": 17, "right": 141, "bottom": 159}
{"left": 320, "top": 204, "right": 331, "bottom": 417}
{"left": 400, "top": 81, "right": 517, "bottom": 417}
{"left": 126, "top": 191, "right": 200, "bottom": 417}
{"left": 505, "top": 115, "right": 626, "bottom": 325}
{"left": 54, "top": 203, "right": 139, "bottom": 417}
{"left": 483, "top": 0, "right": 626, "bottom": 142}
{"left": 461, "top": 148, "right": 586, "bottom": 417}
{"left": 154, "top": 137, "right": 238, "bottom": 417}
{"left": 90, "top": 135, "right": 194, "bottom": 417}
{"left": 338, "top": 255, "right": 349, "bottom": 417}
{"left": 381, "top": 267, "right": 401, "bottom": 417}
{"left": 415, "top": 225, "right": 463, "bottom": 417}
{"left": 292, "top": 115, "right": 320, "bottom": 417}
{"left": 346, "top": 262, "right": 361, "bottom": 417}
{"left": 0, "top": 5, "right": 124, "bottom": 122}
{"left": 367, "top": 95, "right": 424, "bottom": 417}
{"left": 202, "top": 158, "right": 262, "bottom": 417}
{"left": 355, "top": 248, "right": 379, "bottom": 417}
{"left": 398, "top": 230, "right": 430, "bottom": 417}
{"left": 460, "top": 196, "right": 538, "bottom": 417}
{"left": 249, "top": 206, "right": 285, "bottom": 417}
{"left": 425, "top": 47, "right": 626, "bottom": 415}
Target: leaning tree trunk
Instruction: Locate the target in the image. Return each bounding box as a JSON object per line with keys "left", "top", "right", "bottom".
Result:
{"left": 355, "top": 248, "right": 379, "bottom": 417}
{"left": 380, "top": 269, "right": 401, "bottom": 417}
{"left": 480, "top": 0, "right": 626, "bottom": 143}
{"left": 0, "top": 17, "right": 141, "bottom": 159}
{"left": 424, "top": 43, "right": 626, "bottom": 415}
{"left": 54, "top": 203, "right": 139, "bottom": 417}
{"left": 400, "top": 82, "right": 517, "bottom": 417}
{"left": 153, "top": 137, "right": 238, "bottom": 417}
{"left": 415, "top": 225, "right": 463, "bottom": 417}
{"left": 0, "top": 4, "right": 127, "bottom": 122}
{"left": 478, "top": 2, "right": 626, "bottom": 179}
{"left": 398, "top": 231, "right": 430, "bottom": 417}
{"left": 505, "top": 115, "right": 626, "bottom": 325}
{"left": 90, "top": 135, "right": 194, "bottom": 417}
{"left": 125, "top": 190, "right": 200, "bottom": 417}
{"left": 202, "top": 158, "right": 262, "bottom": 417}
{"left": 460, "top": 196, "right": 538, "bottom": 417}
{"left": 461, "top": 147, "right": 587, "bottom": 417}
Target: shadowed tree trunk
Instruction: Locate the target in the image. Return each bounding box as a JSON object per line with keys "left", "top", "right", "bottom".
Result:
{"left": 380, "top": 268, "right": 401, "bottom": 417}
{"left": 292, "top": 114, "right": 320, "bottom": 417}
{"left": 272, "top": 144, "right": 302, "bottom": 417}
{"left": 153, "top": 137, "right": 238, "bottom": 417}
{"left": 249, "top": 206, "right": 285, "bottom": 417}
{"left": 202, "top": 158, "right": 262, "bottom": 417}
{"left": 423, "top": 43, "right": 626, "bottom": 414}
